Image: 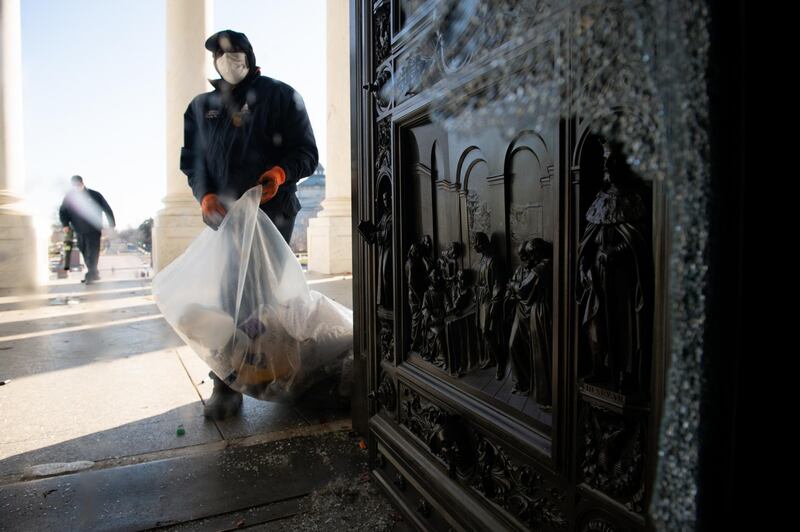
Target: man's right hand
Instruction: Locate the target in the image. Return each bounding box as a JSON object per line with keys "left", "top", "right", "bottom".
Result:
{"left": 201, "top": 194, "right": 227, "bottom": 230}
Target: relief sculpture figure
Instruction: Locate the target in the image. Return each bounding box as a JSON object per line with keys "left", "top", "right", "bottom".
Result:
{"left": 577, "top": 139, "right": 652, "bottom": 394}
{"left": 504, "top": 239, "right": 554, "bottom": 407}
{"left": 421, "top": 268, "right": 448, "bottom": 369}
{"left": 405, "top": 242, "right": 428, "bottom": 352}
{"left": 473, "top": 232, "right": 504, "bottom": 379}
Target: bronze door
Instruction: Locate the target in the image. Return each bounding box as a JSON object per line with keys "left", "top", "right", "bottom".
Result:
{"left": 351, "top": 1, "right": 672, "bottom": 530}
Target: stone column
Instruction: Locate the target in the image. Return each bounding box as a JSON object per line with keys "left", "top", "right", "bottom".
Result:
{"left": 307, "top": 0, "right": 352, "bottom": 274}
{"left": 0, "top": 0, "right": 36, "bottom": 290}
{"left": 152, "top": 0, "right": 214, "bottom": 272}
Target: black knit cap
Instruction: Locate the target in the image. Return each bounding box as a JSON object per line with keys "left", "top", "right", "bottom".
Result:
{"left": 204, "top": 30, "right": 259, "bottom": 87}
{"left": 205, "top": 30, "right": 255, "bottom": 62}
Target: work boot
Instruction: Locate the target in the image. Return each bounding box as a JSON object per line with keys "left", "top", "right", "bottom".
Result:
{"left": 204, "top": 371, "right": 243, "bottom": 420}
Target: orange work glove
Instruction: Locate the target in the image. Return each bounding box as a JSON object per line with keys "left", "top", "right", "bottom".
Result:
{"left": 201, "top": 193, "right": 227, "bottom": 230}
{"left": 257, "top": 166, "right": 286, "bottom": 204}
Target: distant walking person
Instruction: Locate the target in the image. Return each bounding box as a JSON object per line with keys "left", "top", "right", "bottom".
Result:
{"left": 59, "top": 175, "right": 116, "bottom": 284}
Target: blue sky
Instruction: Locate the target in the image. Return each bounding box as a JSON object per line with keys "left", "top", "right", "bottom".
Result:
{"left": 21, "top": 0, "right": 326, "bottom": 229}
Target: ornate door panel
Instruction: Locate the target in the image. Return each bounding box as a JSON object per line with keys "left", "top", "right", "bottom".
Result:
{"left": 352, "top": 1, "right": 670, "bottom": 530}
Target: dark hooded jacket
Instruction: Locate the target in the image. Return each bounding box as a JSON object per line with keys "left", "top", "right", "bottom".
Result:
{"left": 180, "top": 30, "right": 319, "bottom": 219}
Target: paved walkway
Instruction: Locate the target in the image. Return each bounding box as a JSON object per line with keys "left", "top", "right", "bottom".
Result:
{"left": 0, "top": 253, "right": 386, "bottom": 531}
{"left": 1, "top": 253, "right": 354, "bottom": 480}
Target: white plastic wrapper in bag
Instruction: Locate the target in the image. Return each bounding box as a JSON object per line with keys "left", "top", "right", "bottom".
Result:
{"left": 152, "top": 186, "right": 353, "bottom": 403}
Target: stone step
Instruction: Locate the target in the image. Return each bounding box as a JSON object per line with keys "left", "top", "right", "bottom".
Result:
{"left": 0, "top": 431, "right": 374, "bottom": 531}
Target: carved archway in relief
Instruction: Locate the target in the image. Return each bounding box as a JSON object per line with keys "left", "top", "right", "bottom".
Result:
{"left": 507, "top": 130, "right": 549, "bottom": 162}
{"left": 402, "top": 128, "right": 436, "bottom": 252}
{"left": 503, "top": 130, "right": 553, "bottom": 271}
{"left": 431, "top": 139, "right": 460, "bottom": 254}
{"left": 456, "top": 146, "right": 489, "bottom": 270}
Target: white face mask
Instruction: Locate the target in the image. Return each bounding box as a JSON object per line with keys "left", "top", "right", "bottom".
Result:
{"left": 215, "top": 52, "right": 249, "bottom": 85}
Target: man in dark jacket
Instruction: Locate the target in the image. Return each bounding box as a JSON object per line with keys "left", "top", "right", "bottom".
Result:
{"left": 59, "top": 175, "right": 116, "bottom": 284}
{"left": 181, "top": 29, "right": 318, "bottom": 240}
{"left": 181, "top": 30, "right": 319, "bottom": 420}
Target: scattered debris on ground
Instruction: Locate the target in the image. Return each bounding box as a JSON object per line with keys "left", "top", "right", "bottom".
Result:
{"left": 264, "top": 432, "right": 405, "bottom": 531}
{"left": 158, "top": 431, "right": 407, "bottom": 531}
{"left": 271, "top": 470, "right": 406, "bottom": 531}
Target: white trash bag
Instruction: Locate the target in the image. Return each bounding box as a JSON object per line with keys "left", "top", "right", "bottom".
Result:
{"left": 153, "top": 186, "right": 353, "bottom": 403}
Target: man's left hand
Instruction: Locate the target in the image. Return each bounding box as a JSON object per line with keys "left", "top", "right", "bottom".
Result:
{"left": 258, "top": 166, "right": 286, "bottom": 204}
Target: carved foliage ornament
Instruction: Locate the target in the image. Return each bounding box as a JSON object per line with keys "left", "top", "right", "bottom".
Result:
{"left": 379, "top": 318, "right": 395, "bottom": 362}
{"left": 373, "top": 3, "right": 391, "bottom": 66}
{"left": 376, "top": 118, "right": 391, "bottom": 179}
{"left": 395, "top": 46, "right": 436, "bottom": 101}
{"left": 400, "top": 386, "right": 448, "bottom": 448}
{"left": 472, "top": 432, "right": 567, "bottom": 529}
{"left": 389, "top": 0, "right": 555, "bottom": 110}
{"left": 581, "top": 404, "right": 645, "bottom": 513}
{"left": 399, "top": 386, "right": 567, "bottom": 528}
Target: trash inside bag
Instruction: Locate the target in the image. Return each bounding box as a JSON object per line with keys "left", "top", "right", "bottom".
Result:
{"left": 153, "top": 186, "right": 353, "bottom": 403}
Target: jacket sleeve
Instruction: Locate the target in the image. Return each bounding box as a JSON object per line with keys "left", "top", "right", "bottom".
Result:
{"left": 59, "top": 200, "right": 70, "bottom": 227}
{"left": 277, "top": 87, "right": 319, "bottom": 185}
{"left": 180, "top": 100, "right": 213, "bottom": 203}
{"left": 95, "top": 192, "right": 116, "bottom": 228}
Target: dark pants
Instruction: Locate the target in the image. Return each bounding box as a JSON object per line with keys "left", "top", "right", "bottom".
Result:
{"left": 261, "top": 205, "right": 296, "bottom": 244}
{"left": 76, "top": 231, "right": 101, "bottom": 278}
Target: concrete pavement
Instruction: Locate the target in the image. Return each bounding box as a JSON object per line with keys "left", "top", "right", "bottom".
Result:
{"left": 0, "top": 252, "right": 353, "bottom": 483}
{"left": 0, "top": 251, "right": 391, "bottom": 530}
